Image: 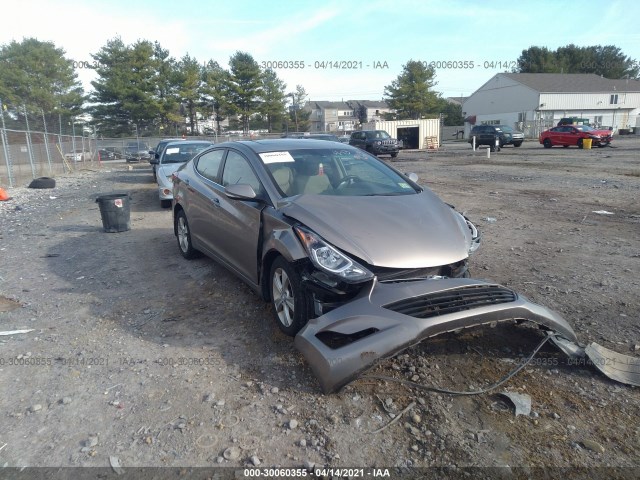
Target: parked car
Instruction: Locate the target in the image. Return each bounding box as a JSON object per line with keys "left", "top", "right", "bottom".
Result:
{"left": 152, "top": 140, "right": 213, "bottom": 207}
{"left": 64, "top": 149, "right": 90, "bottom": 162}
{"left": 305, "top": 134, "right": 341, "bottom": 142}
{"left": 125, "top": 141, "right": 152, "bottom": 163}
{"left": 150, "top": 138, "right": 185, "bottom": 181}
{"left": 281, "top": 133, "right": 340, "bottom": 142}
{"left": 98, "top": 147, "right": 122, "bottom": 160}
{"left": 468, "top": 125, "right": 524, "bottom": 150}
{"left": 539, "top": 125, "right": 613, "bottom": 148}
{"left": 349, "top": 130, "right": 399, "bottom": 157}
{"left": 170, "top": 139, "right": 578, "bottom": 392}
{"left": 337, "top": 135, "right": 350, "bottom": 144}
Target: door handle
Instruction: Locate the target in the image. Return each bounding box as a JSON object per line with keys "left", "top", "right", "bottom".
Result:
{"left": 212, "top": 197, "right": 220, "bottom": 206}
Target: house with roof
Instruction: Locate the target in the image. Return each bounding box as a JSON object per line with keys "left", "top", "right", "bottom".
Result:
{"left": 307, "top": 100, "right": 395, "bottom": 133}
{"left": 348, "top": 100, "right": 394, "bottom": 124}
{"left": 462, "top": 73, "right": 640, "bottom": 138}
{"left": 308, "top": 101, "right": 358, "bottom": 133}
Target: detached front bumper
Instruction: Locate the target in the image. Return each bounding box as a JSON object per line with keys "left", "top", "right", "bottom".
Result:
{"left": 294, "top": 278, "right": 577, "bottom": 393}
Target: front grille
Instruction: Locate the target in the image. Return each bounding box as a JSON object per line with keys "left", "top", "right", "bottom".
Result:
{"left": 383, "top": 285, "right": 516, "bottom": 319}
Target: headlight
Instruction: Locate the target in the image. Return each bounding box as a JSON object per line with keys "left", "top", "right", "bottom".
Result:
{"left": 375, "top": 141, "right": 381, "bottom": 145}
{"left": 294, "top": 226, "right": 373, "bottom": 283}
{"left": 465, "top": 218, "right": 481, "bottom": 254}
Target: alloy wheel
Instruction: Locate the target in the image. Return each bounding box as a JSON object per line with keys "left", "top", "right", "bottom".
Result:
{"left": 272, "top": 267, "right": 295, "bottom": 327}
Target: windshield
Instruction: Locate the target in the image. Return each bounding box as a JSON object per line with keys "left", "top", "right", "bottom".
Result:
{"left": 370, "top": 130, "right": 390, "bottom": 139}
{"left": 161, "top": 143, "right": 211, "bottom": 163}
{"left": 576, "top": 125, "right": 595, "bottom": 132}
{"left": 262, "top": 147, "right": 418, "bottom": 197}
{"left": 497, "top": 125, "right": 513, "bottom": 133}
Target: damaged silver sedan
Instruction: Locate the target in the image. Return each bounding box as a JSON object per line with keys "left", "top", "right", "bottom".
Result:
{"left": 172, "top": 139, "right": 577, "bottom": 392}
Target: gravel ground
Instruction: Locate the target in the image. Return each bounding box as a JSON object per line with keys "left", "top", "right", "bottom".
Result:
{"left": 0, "top": 138, "right": 639, "bottom": 474}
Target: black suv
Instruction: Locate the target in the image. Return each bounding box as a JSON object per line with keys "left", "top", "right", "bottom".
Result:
{"left": 349, "top": 130, "right": 399, "bottom": 157}
{"left": 468, "top": 125, "right": 524, "bottom": 151}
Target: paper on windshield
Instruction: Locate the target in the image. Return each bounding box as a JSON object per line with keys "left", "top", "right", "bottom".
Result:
{"left": 166, "top": 147, "right": 180, "bottom": 154}
{"left": 259, "top": 151, "right": 295, "bottom": 164}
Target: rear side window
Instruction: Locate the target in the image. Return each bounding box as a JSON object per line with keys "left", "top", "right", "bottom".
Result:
{"left": 196, "top": 149, "right": 225, "bottom": 182}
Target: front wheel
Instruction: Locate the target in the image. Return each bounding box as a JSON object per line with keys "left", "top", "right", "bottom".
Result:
{"left": 390, "top": 152, "right": 398, "bottom": 158}
{"left": 270, "top": 257, "right": 310, "bottom": 336}
{"left": 543, "top": 139, "right": 552, "bottom": 148}
{"left": 577, "top": 139, "right": 584, "bottom": 149}
{"left": 513, "top": 142, "right": 522, "bottom": 147}
{"left": 175, "top": 209, "right": 200, "bottom": 259}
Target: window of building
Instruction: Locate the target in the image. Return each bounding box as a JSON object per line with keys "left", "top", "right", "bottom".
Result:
{"left": 610, "top": 94, "right": 618, "bottom": 105}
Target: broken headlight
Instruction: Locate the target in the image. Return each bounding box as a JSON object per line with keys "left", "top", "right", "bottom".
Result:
{"left": 294, "top": 226, "right": 374, "bottom": 283}
{"left": 465, "top": 217, "right": 481, "bottom": 254}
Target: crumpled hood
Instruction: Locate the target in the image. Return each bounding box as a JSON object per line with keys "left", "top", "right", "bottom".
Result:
{"left": 280, "top": 190, "right": 470, "bottom": 268}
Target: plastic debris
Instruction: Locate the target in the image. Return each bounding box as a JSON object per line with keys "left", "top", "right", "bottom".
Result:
{"left": 592, "top": 210, "right": 614, "bottom": 215}
{"left": 109, "top": 456, "right": 124, "bottom": 475}
{"left": 0, "top": 329, "right": 35, "bottom": 336}
{"left": 499, "top": 392, "right": 532, "bottom": 417}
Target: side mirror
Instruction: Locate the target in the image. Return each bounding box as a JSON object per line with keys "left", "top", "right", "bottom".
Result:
{"left": 149, "top": 158, "right": 159, "bottom": 164}
{"left": 225, "top": 184, "right": 258, "bottom": 200}
{"left": 148, "top": 150, "right": 154, "bottom": 155}
{"left": 407, "top": 172, "right": 419, "bottom": 183}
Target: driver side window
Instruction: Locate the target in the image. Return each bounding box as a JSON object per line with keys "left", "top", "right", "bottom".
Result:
{"left": 222, "top": 151, "right": 262, "bottom": 195}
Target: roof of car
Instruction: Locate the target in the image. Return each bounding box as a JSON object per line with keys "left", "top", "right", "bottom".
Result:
{"left": 214, "top": 138, "right": 354, "bottom": 154}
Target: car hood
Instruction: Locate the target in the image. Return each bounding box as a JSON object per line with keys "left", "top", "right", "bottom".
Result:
{"left": 587, "top": 129, "right": 612, "bottom": 137}
{"left": 279, "top": 190, "right": 470, "bottom": 268}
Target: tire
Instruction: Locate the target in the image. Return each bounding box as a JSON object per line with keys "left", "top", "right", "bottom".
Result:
{"left": 577, "top": 139, "right": 583, "bottom": 149}
{"left": 28, "top": 177, "right": 56, "bottom": 189}
{"left": 543, "top": 139, "right": 552, "bottom": 148}
{"left": 563, "top": 145, "right": 569, "bottom": 148}
{"left": 175, "top": 209, "right": 200, "bottom": 259}
{"left": 513, "top": 142, "right": 522, "bottom": 147}
{"left": 269, "top": 256, "right": 310, "bottom": 336}
{"left": 160, "top": 199, "right": 172, "bottom": 208}
{"left": 390, "top": 152, "right": 398, "bottom": 158}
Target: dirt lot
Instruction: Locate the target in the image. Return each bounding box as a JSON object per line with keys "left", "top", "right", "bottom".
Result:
{"left": 0, "top": 137, "right": 639, "bottom": 474}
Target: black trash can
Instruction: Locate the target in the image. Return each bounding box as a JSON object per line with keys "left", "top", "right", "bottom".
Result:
{"left": 96, "top": 193, "right": 131, "bottom": 233}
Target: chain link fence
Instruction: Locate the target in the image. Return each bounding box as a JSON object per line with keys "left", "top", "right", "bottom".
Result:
{"left": 0, "top": 99, "right": 287, "bottom": 188}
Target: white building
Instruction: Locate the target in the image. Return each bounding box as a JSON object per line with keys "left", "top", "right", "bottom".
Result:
{"left": 363, "top": 119, "right": 440, "bottom": 149}
{"left": 462, "top": 73, "right": 640, "bottom": 138}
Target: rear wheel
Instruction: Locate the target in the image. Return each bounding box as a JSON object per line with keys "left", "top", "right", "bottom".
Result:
{"left": 543, "top": 139, "right": 552, "bottom": 148}
{"left": 513, "top": 142, "right": 522, "bottom": 147}
{"left": 390, "top": 152, "right": 398, "bottom": 158}
{"left": 577, "top": 139, "right": 584, "bottom": 149}
{"left": 563, "top": 145, "right": 569, "bottom": 148}
{"left": 160, "top": 199, "right": 172, "bottom": 208}
{"left": 270, "top": 256, "right": 310, "bottom": 336}
{"left": 175, "top": 209, "right": 200, "bottom": 259}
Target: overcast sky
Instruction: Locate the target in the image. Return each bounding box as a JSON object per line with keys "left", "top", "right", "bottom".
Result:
{"left": 2, "top": 0, "right": 639, "bottom": 101}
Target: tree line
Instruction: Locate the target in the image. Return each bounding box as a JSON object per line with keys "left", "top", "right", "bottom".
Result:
{"left": 1, "top": 38, "right": 637, "bottom": 137}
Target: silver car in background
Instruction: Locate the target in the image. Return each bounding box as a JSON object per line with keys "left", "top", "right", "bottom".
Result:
{"left": 151, "top": 140, "right": 213, "bottom": 208}
{"left": 171, "top": 139, "right": 577, "bottom": 392}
